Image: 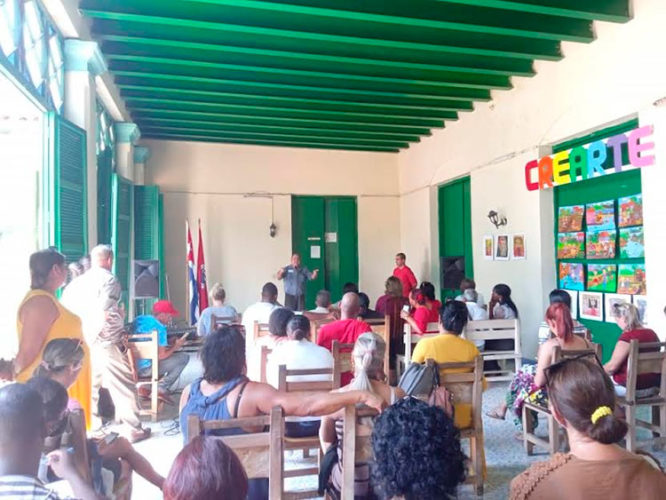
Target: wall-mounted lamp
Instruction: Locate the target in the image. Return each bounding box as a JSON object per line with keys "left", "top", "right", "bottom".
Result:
{"left": 269, "top": 197, "right": 277, "bottom": 238}
{"left": 269, "top": 223, "right": 277, "bottom": 238}
{"left": 487, "top": 210, "right": 507, "bottom": 229}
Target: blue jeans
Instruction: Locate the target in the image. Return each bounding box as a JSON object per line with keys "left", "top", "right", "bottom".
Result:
{"left": 138, "top": 352, "right": 189, "bottom": 390}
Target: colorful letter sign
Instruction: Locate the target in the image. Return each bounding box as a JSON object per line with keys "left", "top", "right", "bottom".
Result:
{"left": 525, "top": 125, "right": 655, "bottom": 191}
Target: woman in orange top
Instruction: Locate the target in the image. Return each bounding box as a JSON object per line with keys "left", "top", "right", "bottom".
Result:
{"left": 14, "top": 248, "right": 91, "bottom": 427}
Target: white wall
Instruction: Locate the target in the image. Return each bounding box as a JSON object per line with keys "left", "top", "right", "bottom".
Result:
{"left": 143, "top": 140, "right": 400, "bottom": 313}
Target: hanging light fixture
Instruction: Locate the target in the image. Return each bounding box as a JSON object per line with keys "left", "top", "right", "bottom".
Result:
{"left": 487, "top": 210, "right": 507, "bottom": 228}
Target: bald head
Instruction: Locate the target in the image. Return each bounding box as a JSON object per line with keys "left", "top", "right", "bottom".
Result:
{"left": 91, "top": 244, "right": 113, "bottom": 271}
{"left": 340, "top": 292, "right": 360, "bottom": 319}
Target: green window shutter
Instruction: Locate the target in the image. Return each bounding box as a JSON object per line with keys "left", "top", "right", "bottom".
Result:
{"left": 47, "top": 112, "right": 87, "bottom": 262}
{"left": 158, "top": 193, "right": 166, "bottom": 297}
{"left": 134, "top": 185, "right": 163, "bottom": 305}
{"left": 111, "top": 173, "right": 133, "bottom": 300}
{"left": 97, "top": 147, "right": 113, "bottom": 244}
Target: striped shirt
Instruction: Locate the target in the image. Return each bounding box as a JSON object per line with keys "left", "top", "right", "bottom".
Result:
{"left": 0, "top": 475, "right": 65, "bottom": 499}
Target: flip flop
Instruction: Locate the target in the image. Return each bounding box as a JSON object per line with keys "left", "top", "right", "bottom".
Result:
{"left": 485, "top": 408, "right": 507, "bottom": 420}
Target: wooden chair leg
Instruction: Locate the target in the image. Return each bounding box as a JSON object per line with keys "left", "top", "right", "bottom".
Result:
{"left": 625, "top": 405, "right": 636, "bottom": 452}
{"left": 548, "top": 415, "right": 559, "bottom": 455}
{"left": 151, "top": 381, "right": 159, "bottom": 422}
{"left": 522, "top": 406, "right": 534, "bottom": 456}
{"left": 474, "top": 433, "right": 484, "bottom": 496}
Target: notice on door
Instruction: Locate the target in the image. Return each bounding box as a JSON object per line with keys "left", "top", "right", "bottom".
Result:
{"left": 310, "top": 245, "right": 321, "bottom": 259}
{"left": 325, "top": 232, "right": 337, "bottom": 243}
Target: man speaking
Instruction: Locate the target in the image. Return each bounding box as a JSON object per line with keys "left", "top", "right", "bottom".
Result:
{"left": 277, "top": 253, "right": 319, "bottom": 311}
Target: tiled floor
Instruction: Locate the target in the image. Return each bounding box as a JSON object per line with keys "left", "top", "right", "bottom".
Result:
{"left": 128, "top": 383, "right": 666, "bottom": 499}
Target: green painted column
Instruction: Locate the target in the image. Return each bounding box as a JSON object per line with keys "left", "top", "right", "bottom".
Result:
{"left": 133, "top": 146, "right": 151, "bottom": 185}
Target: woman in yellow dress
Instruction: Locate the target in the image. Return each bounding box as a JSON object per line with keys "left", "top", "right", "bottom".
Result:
{"left": 14, "top": 248, "right": 92, "bottom": 427}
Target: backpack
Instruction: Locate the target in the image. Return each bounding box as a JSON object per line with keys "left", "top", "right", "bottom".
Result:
{"left": 398, "top": 360, "right": 455, "bottom": 418}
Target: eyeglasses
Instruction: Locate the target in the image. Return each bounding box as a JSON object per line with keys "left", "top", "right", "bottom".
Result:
{"left": 543, "top": 351, "right": 602, "bottom": 388}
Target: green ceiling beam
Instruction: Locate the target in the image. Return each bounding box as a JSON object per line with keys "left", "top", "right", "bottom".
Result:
{"left": 131, "top": 109, "right": 435, "bottom": 134}
{"left": 82, "top": 0, "right": 593, "bottom": 42}
{"left": 88, "top": 13, "right": 562, "bottom": 61}
{"left": 126, "top": 97, "right": 450, "bottom": 126}
{"left": 107, "top": 55, "right": 512, "bottom": 92}
{"left": 114, "top": 72, "right": 490, "bottom": 105}
{"left": 100, "top": 35, "right": 534, "bottom": 77}
{"left": 135, "top": 118, "right": 424, "bottom": 141}
{"left": 120, "top": 86, "right": 470, "bottom": 118}
{"left": 141, "top": 133, "right": 401, "bottom": 153}
{"left": 434, "top": 0, "right": 630, "bottom": 23}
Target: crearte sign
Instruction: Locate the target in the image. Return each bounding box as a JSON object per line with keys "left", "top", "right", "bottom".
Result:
{"left": 525, "top": 125, "right": 655, "bottom": 191}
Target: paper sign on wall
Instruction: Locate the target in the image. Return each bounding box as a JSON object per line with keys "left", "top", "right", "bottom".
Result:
{"left": 310, "top": 245, "right": 321, "bottom": 259}
{"left": 325, "top": 232, "right": 337, "bottom": 243}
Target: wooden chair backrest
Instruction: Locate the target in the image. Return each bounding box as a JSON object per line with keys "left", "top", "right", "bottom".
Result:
{"left": 551, "top": 342, "right": 602, "bottom": 364}
{"left": 260, "top": 345, "right": 272, "bottom": 384}
{"left": 429, "top": 356, "right": 484, "bottom": 430}
{"left": 253, "top": 322, "right": 271, "bottom": 343}
{"left": 211, "top": 314, "right": 237, "bottom": 330}
{"left": 312, "top": 318, "right": 334, "bottom": 344}
{"left": 464, "top": 319, "right": 519, "bottom": 344}
{"left": 340, "top": 405, "right": 379, "bottom": 500}
{"left": 625, "top": 340, "right": 666, "bottom": 403}
{"left": 332, "top": 340, "right": 355, "bottom": 388}
{"left": 127, "top": 330, "right": 159, "bottom": 381}
{"left": 277, "top": 364, "right": 338, "bottom": 392}
{"left": 65, "top": 410, "right": 91, "bottom": 484}
{"left": 187, "top": 406, "right": 283, "bottom": 497}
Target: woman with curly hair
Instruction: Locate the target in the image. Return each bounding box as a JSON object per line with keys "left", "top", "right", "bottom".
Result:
{"left": 372, "top": 397, "right": 466, "bottom": 499}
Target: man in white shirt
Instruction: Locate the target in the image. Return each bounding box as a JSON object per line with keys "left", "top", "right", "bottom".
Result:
{"left": 461, "top": 289, "right": 488, "bottom": 350}
{"left": 455, "top": 278, "right": 486, "bottom": 309}
{"left": 242, "top": 283, "right": 280, "bottom": 380}
{"left": 309, "top": 290, "right": 331, "bottom": 314}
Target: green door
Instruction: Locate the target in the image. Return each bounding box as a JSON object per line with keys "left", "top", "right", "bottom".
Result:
{"left": 438, "top": 177, "right": 473, "bottom": 300}
{"left": 111, "top": 173, "right": 133, "bottom": 306}
{"left": 291, "top": 196, "right": 359, "bottom": 308}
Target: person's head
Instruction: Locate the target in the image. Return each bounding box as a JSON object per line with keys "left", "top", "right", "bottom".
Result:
{"left": 268, "top": 307, "right": 295, "bottom": 337}
{"left": 78, "top": 255, "right": 91, "bottom": 272}
{"left": 462, "top": 288, "right": 478, "bottom": 303}
{"left": 261, "top": 282, "right": 278, "bottom": 303}
{"left": 357, "top": 292, "right": 371, "bottom": 315}
{"left": 315, "top": 290, "right": 331, "bottom": 309}
{"left": 546, "top": 357, "right": 627, "bottom": 445}
{"left": 201, "top": 326, "right": 246, "bottom": 383}
{"left": 0, "top": 383, "right": 45, "bottom": 475}
{"left": 612, "top": 302, "right": 642, "bottom": 332}
{"left": 420, "top": 282, "right": 436, "bottom": 302}
{"left": 290, "top": 253, "right": 301, "bottom": 268}
{"left": 439, "top": 300, "right": 469, "bottom": 335}
{"left": 286, "top": 315, "right": 311, "bottom": 341}
{"left": 34, "top": 338, "right": 84, "bottom": 389}
{"left": 342, "top": 282, "right": 359, "bottom": 295}
{"left": 409, "top": 288, "right": 427, "bottom": 307}
{"left": 209, "top": 283, "right": 226, "bottom": 305}
{"left": 549, "top": 289, "right": 572, "bottom": 308}
{"left": 384, "top": 276, "right": 403, "bottom": 298}
{"left": 29, "top": 248, "right": 67, "bottom": 291}
{"left": 152, "top": 300, "right": 180, "bottom": 325}
{"left": 67, "top": 261, "right": 84, "bottom": 283}
{"left": 545, "top": 303, "right": 574, "bottom": 342}
{"left": 340, "top": 292, "right": 361, "bottom": 319}
{"left": 25, "top": 377, "right": 68, "bottom": 438}
{"left": 492, "top": 283, "right": 519, "bottom": 318}
{"left": 90, "top": 244, "right": 114, "bottom": 271}
{"left": 348, "top": 332, "right": 386, "bottom": 392}
{"left": 395, "top": 252, "right": 406, "bottom": 268}
{"left": 372, "top": 397, "right": 466, "bottom": 499}
{"left": 459, "top": 278, "right": 476, "bottom": 293}
{"left": 163, "top": 436, "right": 248, "bottom": 500}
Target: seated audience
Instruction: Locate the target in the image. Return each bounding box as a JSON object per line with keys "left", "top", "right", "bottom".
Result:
{"left": 130, "top": 300, "right": 189, "bottom": 401}
{"left": 537, "top": 289, "right": 588, "bottom": 345}
{"left": 375, "top": 276, "right": 404, "bottom": 315}
{"left": 420, "top": 281, "right": 442, "bottom": 315}
{"left": 179, "top": 326, "right": 383, "bottom": 500}
{"left": 485, "top": 283, "right": 519, "bottom": 370}
{"left": 333, "top": 282, "right": 359, "bottom": 308}
{"left": 510, "top": 357, "right": 666, "bottom": 499}
{"left": 0, "top": 383, "right": 99, "bottom": 500}
{"left": 34, "top": 338, "right": 85, "bottom": 411}
{"left": 400, "top": 288, "right": 439, "bottom": 334}
{"left": 316, "top": 293, "right": 373, "bottom": 385}
{"left": 197, "top": 283, "right": 239, "bottom": 336}
{"left": 455, "top": 277, "right": 486, "bottom": 308}
{"left": 310, "top": 289, "right": 332, "bottom": 314}
{"left": 603, "top": 303, "right": 660, "bottom": 397}
{"left": 319, "top": 333, "right": 405, "bottom": 499}
{"left": 372, "top": 397, "right": 466, "bottom": 500}
{"left": 411, "top": 300, "right": 485, "bottom": 429}
{"left": 462, "top": 288, "right": 489, "bottom": 322}
{"left": 487, "top": 303, "right": 591, "bottom": 430}
{"left": 163, "top": 436, "right": 248, "bottom": 500}
{"left": 267, "top": 315, "right": 334, "bottom": 437}
{"left": 358, "top": 292, "right": 383, "bottom": 320}
{"left": 242, "top": 283, "right": 281, "bottom": 381}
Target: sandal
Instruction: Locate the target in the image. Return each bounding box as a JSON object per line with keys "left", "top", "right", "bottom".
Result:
{"left": 486, "top": 408, "right": 507, "bottom": 420}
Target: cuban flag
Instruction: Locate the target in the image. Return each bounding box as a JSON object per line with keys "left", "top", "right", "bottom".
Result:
{"left": 186, "top": 220, "right": 199, "bottom": 325}
{"left": 197, "top": 219, "right": 209, "bottom": 313}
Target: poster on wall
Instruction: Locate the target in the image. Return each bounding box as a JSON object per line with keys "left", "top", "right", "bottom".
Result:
{"left": 619, "top": 226, "right": 645, "bottom": 258}
{"left": 604, "top": 293, "right": 632, "bottom": 323}
{"left": 495, "top": 235, "right": 509, "bottom": 261}
{"left": 483, "top": 235, "right": 494, "bottom": 261}
{"left": 586, "top": 264, "right": 617, "bottom": 292}
{"left": 511, "top": 234, "right": 525, "bottom": 260}
{"left": 633, "top": 295, "right": 648, "bottom": 325}
{"left": 586, "top": 200, "right": 616, "bottom": 230}
{"left": 617, "top": 263, "right": 647, "bottom": 294}
{"left": 557, "top": 232, "right": 585, "bottom": 259}
{"left": 580, "top": 291, "right": 603, "bottom": 321}
{"left": 586, "top": 229, "right": 616, "bottom": 259}
{"left": 563, "top": 290, "right": 578, "bottom": 319}
{"left": 559, "top": 262, "right": 585, "bottom": 291}
{"left": 618, "top": 194, "right": 643, "bottom": 228}
{"left": 558, "top": 205, "right": 584, "bottom": 232}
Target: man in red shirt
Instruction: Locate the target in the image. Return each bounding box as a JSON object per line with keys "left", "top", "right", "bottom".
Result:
{"left": 317, "top": 292, "right": 372, "bottom": 385}
{"left": 393, "top": 252, "right": 417, "bottom": 297}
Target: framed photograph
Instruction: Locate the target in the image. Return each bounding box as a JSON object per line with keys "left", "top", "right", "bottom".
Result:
{"left": 604, "top": 293, "right": 632, "bottom": 323}
{"left": 587, "top": 264, "right": 617, "bottom": 293}
{"left": 633, "top": 295, "right": 648, "bottom": 325}
{"left": 579, "top": 291, "right": 603, "bottom": 321}
{"left": 557, "top": 232, "right": 585, "bottom": 259}
{"left": 495, "top": 234, "right": 509, "bottom": 261}
{"left": 558, "top": 205, "right": 584, "bottom": 232}
{"left": 563, "top": 289, "right": 578, "bottom": 319}
{"left": 483, "top": 235, "right": 494, "bottom": 260}
{"left": 511, "top": 234, "right": 526, "bottom": 259}
{"left": 618, "top": 194, "right": 643, "bottom": 228}
{"left": 619, "top": 226, "right": 645, "bottom": 258}
{"left": 586, "top": 229, "right": 616, "bottom": 259}
{"left": 618, "top": 263, "right": 647, "bottom": 295}
{"left": 586, "top": 200, "right": 616, "bottom": 230}
{"left": 559, "top": 262, "right": 585, "bottom": 291}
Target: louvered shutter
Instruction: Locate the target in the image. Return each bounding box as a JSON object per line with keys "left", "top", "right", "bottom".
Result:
{"left": 97, "top": 147, "right": 113, "bottom": 245}
{"left": 111, "top": 173, "right": 133, "bottom": 303}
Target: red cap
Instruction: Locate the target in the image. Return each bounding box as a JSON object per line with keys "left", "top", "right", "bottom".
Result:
{"left": 152, "top": 300, "right": 180, "bottom": 317}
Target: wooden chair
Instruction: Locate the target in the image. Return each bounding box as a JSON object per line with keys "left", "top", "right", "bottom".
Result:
{"left": 127, "top": 329, "right": 160, "bottom": 421}
{"left": 253, "top": 321, "right": 271, "bottom": 343}
{"left": 523, "top": 343, "right": 602, "bottom": 455}
{"left": 312, "top": 318, "right": 334, "bottom": 344}
{"left": 464, "top": 319, "right": 522, "bottom": 382}
{"left": 332, "top": 340, "right": 355, "bottom": 388}
{"left": 400, "top": 321, "right": 439, "bottom": 379}
{"left": 211, "top": 314, "right": 237, "bottom": 330}
{"left": 616, "top": 340, "right": 666, "bottom": 452}
{"left": 369, "top": 316, "right": 390, "bottom": 379}
{"left": 429, "top": 356, "right": 484, "bottom": 495}
{"left": 260, "top": 345, "right": 273, "bottom": 384}
{"left": 187, "top": 407, "right": 283, "bottom": 500}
